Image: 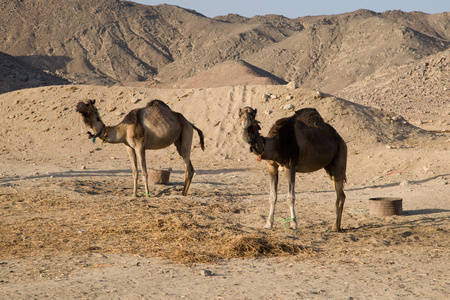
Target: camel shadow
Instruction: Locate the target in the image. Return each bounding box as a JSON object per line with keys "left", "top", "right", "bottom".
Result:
{"left": 346, "top": 214, "right": 450, "bottom": 232}
{"left": 346, "top": 173, "right": 450, "bottom": 192}
{"left": 403, "top": 209, "right": 450, "bottom": 216}
{"left": 0, "top": 168, "right": 250, "bottom": 194}
{"left": 0, "top": 169, "right": 132, "bottom": 185}
{"left": 195, "top": 168, "right": 250, "bottom": 175}
{"left": 1, "top": 168, "right": 249, "bottom": 182}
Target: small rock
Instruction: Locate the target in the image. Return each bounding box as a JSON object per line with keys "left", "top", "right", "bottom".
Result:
{"left": 435, "top": 177, "right": 448, "bottom": 185}
{"left": 262, "top": 94, "right": 270, "bottom": 102}
{"left": 200, "top": 270, "right": 213, "bottom": 276}
{"left": 131, "top": 98, "right": 141, "bottom": 104}
{"left": 314, "top": 90, "right": 323, "bottom": 99}
{"left": 80, "top": 165, "right": 86, "bottom": 170}
{"left": 283, "top": 104, "right": 294, "bottom": 110}
{"left": 287, "top": 81, "right": 297, "bottom": 90}
{"left": 400, "top": 180, "right": 411, "bottom": 186}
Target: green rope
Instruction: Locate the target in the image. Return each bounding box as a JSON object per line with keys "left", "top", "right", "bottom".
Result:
{"left": 272, "top": 216, "right": 296, "bottom": 229}
{"left": 135, "top": 193, "right": 152, "bottom": 197}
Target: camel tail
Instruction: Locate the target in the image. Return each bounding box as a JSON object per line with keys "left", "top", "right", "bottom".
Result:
{"left": 192, "top": 124, "right": 205, "bottom": 151}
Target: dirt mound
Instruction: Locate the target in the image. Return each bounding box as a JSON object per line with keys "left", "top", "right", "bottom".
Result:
{"left": 172, "top": 60, "right": 287, "bottom": 88}
{"left": 0, "top": 84, "right": 434, "bottom": 170}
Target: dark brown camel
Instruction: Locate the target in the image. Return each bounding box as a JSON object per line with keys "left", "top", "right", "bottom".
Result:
{"left": 239, "top": 107, "right": 347, "bottom": 231}
{"left": 77, "top": 99, "right": 205, "bottom": 196}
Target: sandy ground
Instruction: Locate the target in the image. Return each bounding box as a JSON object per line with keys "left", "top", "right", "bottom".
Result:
{"left": 0, "top": 84, "right": 449, "bottom": 299}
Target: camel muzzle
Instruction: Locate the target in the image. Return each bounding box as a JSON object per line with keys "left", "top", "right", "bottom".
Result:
{"left": 87, "top": 131, "right": 100, "bottom": 142}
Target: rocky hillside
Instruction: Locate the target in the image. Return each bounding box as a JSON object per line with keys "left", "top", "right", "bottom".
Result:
{"left": 337, "top": 49, "right": 450, "bottom": 130}
{"left": 0, "top": 0, "right": 448, "bottom": 92}
{"left": 0, "top": 51, "right": 68, "bottom": 94}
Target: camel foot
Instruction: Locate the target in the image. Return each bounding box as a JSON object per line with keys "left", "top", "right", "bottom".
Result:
{"left": 264, "top": 222, "right": 273, "bottom": 229}
{"left": 181, "top": 185, "right": 190, "bottom": 196}
{"left": 290, "top": 224, "right": 298, "bottom": 231}
{"left": 331, "top": 226, "right": 342, "bottom": 232}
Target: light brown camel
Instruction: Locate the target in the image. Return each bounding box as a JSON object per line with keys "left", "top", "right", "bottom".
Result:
{"left": 76, "top": 99, "right": 205, "bottom": 196}
{"left": 239, "top": 107, "right": 347, "bottom": 231}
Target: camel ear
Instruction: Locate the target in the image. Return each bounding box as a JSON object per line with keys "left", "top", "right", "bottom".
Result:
{"left": 89, "top": 99, "right": 96, "bottom": 105}
{"left": 253, "top": 109, "right": 257, "bottom": 115}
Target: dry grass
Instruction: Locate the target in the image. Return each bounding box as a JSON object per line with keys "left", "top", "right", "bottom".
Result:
{"left": 0, "top": 183, "right": 312, "bottom": 264}
{"left": 1, "top": 177, "right": 447, "bottom": 265}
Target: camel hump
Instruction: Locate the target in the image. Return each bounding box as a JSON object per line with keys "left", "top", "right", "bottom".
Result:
{"left": 294, "top": 108, "right": 324, "bottom": 127}
{"left": 147, "top": 99, "right": 172, "bottom": 111}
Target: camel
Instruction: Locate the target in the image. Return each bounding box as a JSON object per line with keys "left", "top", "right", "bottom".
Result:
{"left": 76, "top": 99, "right": 205, "bottom": 196}
{"left": 239, "top": 106, "right": 347, "bottom": 231}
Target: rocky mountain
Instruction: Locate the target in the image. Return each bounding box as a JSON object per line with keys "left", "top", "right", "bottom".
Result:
{"left": 0, "top": 0, "right": 448, "bottom": 93}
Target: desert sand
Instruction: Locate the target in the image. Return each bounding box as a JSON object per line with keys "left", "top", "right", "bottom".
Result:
{"left": 0, "top": 84, "right": 448, "bottom": 299}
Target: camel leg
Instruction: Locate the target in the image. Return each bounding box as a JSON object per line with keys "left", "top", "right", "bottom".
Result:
{"left": 135, "top": 145, "right": 150, "bottom": 196}
{"left": 175, "top": 128, "right": 194, "bottom": 196}
{"left": 332, "top": 178, "right": 346, "bottom": 232}
{"left": 126, "top": 146, "right": 139, "bottom": 196}
{"left": 183, "top": 160, "right": 194, "bottom": 196}
{"left": 265, "top": 162, "right": 279, "bottom": 228}
{"left": 285, "top": 167, "right": 298, "bottom": 230}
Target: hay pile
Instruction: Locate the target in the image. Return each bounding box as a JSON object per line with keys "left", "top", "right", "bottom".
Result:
{"left": 0, "top": 183, "right": 312, "bottom": 264}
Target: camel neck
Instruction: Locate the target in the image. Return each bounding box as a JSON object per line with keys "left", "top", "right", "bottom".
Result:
{"left": 249, "top": 135, "right": 266, "bottom": 156}
{"left": 251, "top": 135, "right": 282, "bottom": 162}
{"left": 98, "top": 124, "right": 127, "bottom": 144}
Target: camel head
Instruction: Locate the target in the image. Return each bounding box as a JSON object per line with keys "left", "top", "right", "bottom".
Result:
{"left": 239, "top": 107, "right": 261, "bottom": 145}
{"left": 239, "top": 107, "right": 259, "bottom": 129}
{"left": 76, "top": 99, "right": 105, "bottom": 139}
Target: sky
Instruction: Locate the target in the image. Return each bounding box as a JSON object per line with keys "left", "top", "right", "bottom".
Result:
{"left": 134, "top": 0, "right": 449, "bottom": 19}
